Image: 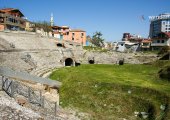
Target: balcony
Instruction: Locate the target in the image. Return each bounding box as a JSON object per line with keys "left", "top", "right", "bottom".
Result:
{"left": 151, "top": 43, "right": 168, "bottom": 46}
{"left": 141, "top": 46, "right": 150, "bottom": 48}
{"left": 0, "top": 13, "right": 25, "bottom": 21}
{"left": 5, "top": 21, "right": 25, "bottom": 28}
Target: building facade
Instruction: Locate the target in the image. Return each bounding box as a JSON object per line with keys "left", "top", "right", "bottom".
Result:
{"left": 0, "top": 8, "right": 26, "bottom": 31}
{"left": 68, "top": 29, "right": 86, "bottom": 46}
{"left": 52, "top": 26, "right": 70, "bottom": 40}
{"left": 149, "top": 13, "right": 170, "bottom": 38}
{"left": 151, "top": 32, "right": 170, "bottom": 50}
{"left": 25, "top": 21, "right": 35, "bottom": 32}
{"left": 140, "top": 39, "right": 152, "bottom": 51}
{"left": 52, "top": 26, "right": 86, "bottom": 46}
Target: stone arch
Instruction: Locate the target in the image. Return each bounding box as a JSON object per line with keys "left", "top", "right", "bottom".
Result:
{"left": 88, "top": 57, "right": 95, "bottom": 64}
{"left": 89, "top": 60, "right": 95, "bottom": 64}
{"left": 65, "top": 58, "right": 74, "bottom": 66}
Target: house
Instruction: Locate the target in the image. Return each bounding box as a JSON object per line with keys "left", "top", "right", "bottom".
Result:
{"left": 67, "top": 29, "right": 86, "bottom": 46}
{"left": 52, "top": 26, "right": 70, "bottom": 40}
{"left": 151, "top": 32, "right": 170, "bottom": 51}
{"left": 116, "top": 41, "right": 125, "bottom": 52}
{"left": 116, "top": 41, "right": 140, "bottom": 52}
{"left": 52, "top": 26, "right": 86, "bottom": 46}
{"left": 25, "top": 20, "right": 35, "bottom": 32}
{"left": 141, "top": 39, "right": 152, "bottom": 51}
{"left": 0, "top": 8, "right": 26, "bottom": 31}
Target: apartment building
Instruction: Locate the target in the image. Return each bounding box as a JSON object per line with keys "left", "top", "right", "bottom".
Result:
{"left": 149, "top": 13, "right": 170, "bottom": 38}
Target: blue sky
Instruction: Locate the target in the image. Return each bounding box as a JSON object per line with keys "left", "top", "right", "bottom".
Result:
{"left": 0, "top": 0, "right": 170, "bottom": 42}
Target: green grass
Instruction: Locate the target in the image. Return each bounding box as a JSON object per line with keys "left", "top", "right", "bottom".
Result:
{"left": 50, "top": 63, "right": 170, "bottom": 120}
{"left": 83, "top": 46, "right": 108, "bottom": 52}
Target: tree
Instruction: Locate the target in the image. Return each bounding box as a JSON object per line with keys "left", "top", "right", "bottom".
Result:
{"left": 34, "top": 21, "right": 52, "bottom": 32}
{"left": 91, "top": 32, "right": 104, "bottom": 47}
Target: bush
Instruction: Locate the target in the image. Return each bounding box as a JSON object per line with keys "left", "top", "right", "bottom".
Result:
{"left": 158, "top": 46, "right": 170, "bottom": 55}
{"left": 158, "top": 66, "right": 170, "bottom": 81}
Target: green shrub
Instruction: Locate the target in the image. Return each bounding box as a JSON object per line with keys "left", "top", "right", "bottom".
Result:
{"left": 158, "top": 66, "right": 170, "bottom": 81}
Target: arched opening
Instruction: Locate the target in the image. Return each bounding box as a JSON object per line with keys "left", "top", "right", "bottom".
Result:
{"left": 65, "top": 58, "right": 73, "bottom": 66}
{"left": 119, "top": 60, "right": 124, "bottom": 65}
{"left": 57, "top": 43, "right": 63, "bottom": 47}
{"left": 89, "top": 60, "right": 95, "bottom": 64}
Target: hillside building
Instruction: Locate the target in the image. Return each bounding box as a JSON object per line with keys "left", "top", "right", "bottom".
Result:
{"left": 52, "top": 26, "right": 86, "bottom": 46}
{"left": 151, "top": 32, "right": 170, "bottom": 50}
{"left": 0, "top": 8, "right": 26, "bottom": 31}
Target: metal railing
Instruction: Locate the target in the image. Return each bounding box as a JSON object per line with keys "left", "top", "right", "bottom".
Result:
{"left": 1, "top": 75, "right": 59, "bottom": 116}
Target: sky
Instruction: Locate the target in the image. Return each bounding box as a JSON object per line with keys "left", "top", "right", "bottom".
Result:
{"left": 0, "top": 0, "right": 170, "bottom": 42}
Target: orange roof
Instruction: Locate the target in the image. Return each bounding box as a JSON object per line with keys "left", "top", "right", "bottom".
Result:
{"left": 0, "top": 8, "right": 24, "bottom": 17}
{"left": 141, "top": 39, "right": 152, "bottom": 43}
{"left": 70, "top": 29, "right": 86, "bottom": 32}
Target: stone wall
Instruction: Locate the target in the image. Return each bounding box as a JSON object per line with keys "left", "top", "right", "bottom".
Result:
{"left": 0, "top": 31, "right": 158, "bottom": 73}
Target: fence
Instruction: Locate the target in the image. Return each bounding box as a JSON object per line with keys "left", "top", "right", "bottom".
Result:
{"left": 1, "top": 75, "right": 59, "bottom": 116}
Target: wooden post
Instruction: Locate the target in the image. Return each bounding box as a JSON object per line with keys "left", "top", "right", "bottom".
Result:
{"left": 55, "top": 102, "right": 58, "bottom": 116}
{"left": 28, "top": 87, "right": 31, "bottom": 102}
{"left": 40, "top": 90, "right": 44, "bottom": 107}
{"left": 11, "top": 81, "right": 14, "bottom": 97}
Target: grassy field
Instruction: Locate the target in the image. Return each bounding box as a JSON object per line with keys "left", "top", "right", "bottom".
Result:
{"left": 50, "top": 62, "right": 170, "bottom": 120}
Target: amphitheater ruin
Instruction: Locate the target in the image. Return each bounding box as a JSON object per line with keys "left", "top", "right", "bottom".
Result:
{"left": 0, "top": 31, "right": 158, "bottom": 119}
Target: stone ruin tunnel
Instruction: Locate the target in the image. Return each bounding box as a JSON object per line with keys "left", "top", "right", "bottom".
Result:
{"left": 88, "top": 57, "right": 95, "bottom": 64}
{"left": 65, "top": 58, "right": 74, "bottom": 66}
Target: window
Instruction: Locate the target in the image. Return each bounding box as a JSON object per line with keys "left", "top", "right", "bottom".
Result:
{"left": 72, "top": 37, "right": 74, "bottom": 41}
{"left": 157, "top": 40, "right": 160, "bottom": 43}
{"left": 81, "top": 33, "right": 84, "bottom": 36}
{"left": 72, "top": 33, "right": 75, "bottom": 36}
{"left": 161, "top": 40, "right": 165, "bottom": 43}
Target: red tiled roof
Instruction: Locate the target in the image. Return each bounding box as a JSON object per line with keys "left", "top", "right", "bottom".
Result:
{"left": 0, "top": 8, "right": 15, "bottom": 12}
{"left": 164, "top": 32, "right": 170, "bottom": 38}
{"left": 0, "top": 8, "right": 24, "bottom": 17}
{"left": 141, "top": 39, "right": 152, "bottom": 43}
